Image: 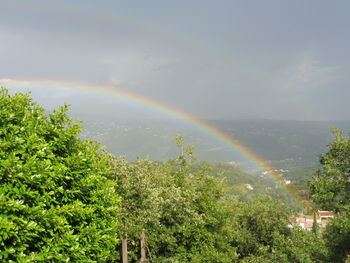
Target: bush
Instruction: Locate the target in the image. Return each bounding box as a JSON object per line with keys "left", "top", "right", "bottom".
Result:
{"left": 0, "top": 88, "right": 119, "bottom": 262}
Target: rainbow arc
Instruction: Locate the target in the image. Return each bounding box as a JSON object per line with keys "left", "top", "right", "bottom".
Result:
{"left": 0, "top": 78, "right": 307, "bottom": 208}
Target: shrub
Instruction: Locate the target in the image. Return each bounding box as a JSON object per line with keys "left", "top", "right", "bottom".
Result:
{"left": 0, "top": 88, "right": 119, "bottom": 262}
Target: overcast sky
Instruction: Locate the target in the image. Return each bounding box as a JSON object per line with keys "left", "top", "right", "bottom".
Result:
{"left": 1, "top": 0, "right": 349, "bottom": 120}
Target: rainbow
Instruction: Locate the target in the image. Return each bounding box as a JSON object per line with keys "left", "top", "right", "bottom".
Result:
{"left": 0, "top": 78, "right": 308, "bottom": 209}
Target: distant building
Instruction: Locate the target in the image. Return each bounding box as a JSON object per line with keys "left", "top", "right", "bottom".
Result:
{"left": 294, "top": 211, "right": 335, "bottom": 231}
{"left": 284, "top": 179, "right": 291, "bottom": 185}
{"left": 316, "top": 211, "right": 336, "bottom": 229}
{"left": 244, "top": 184, "right": 254, "bottom": 190}
{"left": 317, "top": 210, "right": 336, "bottom": 219}
{"left": 295, "top": 215, "right": 316, "bottom": 231}
{"left": 227, "top": 161, "right": 238, "bottom": 167}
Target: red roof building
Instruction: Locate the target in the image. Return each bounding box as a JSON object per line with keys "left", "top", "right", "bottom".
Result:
{"left": 317, "top": 211, "right": 336, "bottom": 219}
{"left": 294, "top": 211, "right": 335, "bottom": 231}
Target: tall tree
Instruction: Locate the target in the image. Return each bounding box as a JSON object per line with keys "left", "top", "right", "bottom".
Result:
{"left": 309, "top": 128, "right": 350, "bottom": 262}
{"left": 309, "top": 128, "right": 350, "bottom": 211}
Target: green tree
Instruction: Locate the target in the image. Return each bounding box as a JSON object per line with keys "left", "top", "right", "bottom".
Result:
{"left": 309, "top": 128, "right": 350, "bottom": 262}
{"left": 322, "top": 207, "right": 350, "bottom": 262}
{"left": 234, "top": 197, "right": 292, "bottom": 258}
{"left": 0, "top": 88, "right": 119, "bottom": 262}
{"left": 309, "top": 128, "right": 350, "bottom": 211}
{"left": 109, "top": 138, "right": 239, "bottom": 262}
{"left": 230, "top": 197, "right": 327, "bottom": 263}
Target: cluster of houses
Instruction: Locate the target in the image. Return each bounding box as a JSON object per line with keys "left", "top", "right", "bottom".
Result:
{"left": 261, "top": 169, "right": 291, "bottom": 185}
{"left": 294, "top": 211, "right": 336, "bottom": 231}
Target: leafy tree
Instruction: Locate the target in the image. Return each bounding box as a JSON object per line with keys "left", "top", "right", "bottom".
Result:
{"left": 309, "top": 128, "right": 350, "bottom": 262}
{"left": 0, "top": 88, "right": 119, "bottom": 262}
{"left": 233, "top": 197, "right": 326, "bottom": 263}
{"left": 322, "top": 207, "right": 350, "bottom": 262}
{"left": 309, "top": 128, "right": 350, "bottom": 211}
{"left": 109, "top": 137, "right": 239, "bottom": 262}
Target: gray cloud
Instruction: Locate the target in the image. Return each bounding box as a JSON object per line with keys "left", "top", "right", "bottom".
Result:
{"left": 1, "top": 0, "right": 350, "bottom": 120}
{"left": 292, "top": 58, "right": 338, "bottom": 87}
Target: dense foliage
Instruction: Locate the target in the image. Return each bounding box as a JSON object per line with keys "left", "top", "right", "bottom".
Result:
{"left": 310, "top": 128, "right": 350, "bottom": 211}
{"left": 110, "top": 137, "right": 326, "bottom": 262}
{"left": 310, "top": 128, "right": 350, "bottom": 262}
{"left": 322, "top": 207, "right": 350, "bottom": 262}
{"left": 109, "top": 138, "right": 239, "bottom": 262}
{"left": 0, "top": 88, "right": 119, "bottom": 262}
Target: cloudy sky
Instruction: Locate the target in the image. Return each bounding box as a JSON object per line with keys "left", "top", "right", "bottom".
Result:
{"left": 1, "top": 0, "right": 349, "bottom": 120}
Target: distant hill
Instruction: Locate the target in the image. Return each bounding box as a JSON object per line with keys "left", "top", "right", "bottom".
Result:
{"left": 196, "top": 162, "right": 303, "bottom": 211}
{"left": 81, "top": 119, "right": 350, "bottom": 171}
{"left": 209, "top": 119, "right": 350, "bottom": 168}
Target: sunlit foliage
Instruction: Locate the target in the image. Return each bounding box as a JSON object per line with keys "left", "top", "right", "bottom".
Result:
{"left": 0, "top": 88, "right": 119, "bottom": 261}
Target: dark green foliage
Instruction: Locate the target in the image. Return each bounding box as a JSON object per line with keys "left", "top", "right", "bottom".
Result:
{"left": 235, "top": 197, "right": 292, "bottom": 258}
{"left": 322, "top": 206, "right": 350, "bottom": 262}
{"left": 239, "top": 228, "right": 327, "bottom": 263}
{"left": 0, "top": 88, "right": 119, "bottom": 262}
{"left": 309, "top": 128, "right": 350, "bottom": 211}
{"left": 310, "top": 128, "right": 350, "bottom": 262}
{"left": 232, "top": 197, "right": 327, "bottom": 263}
